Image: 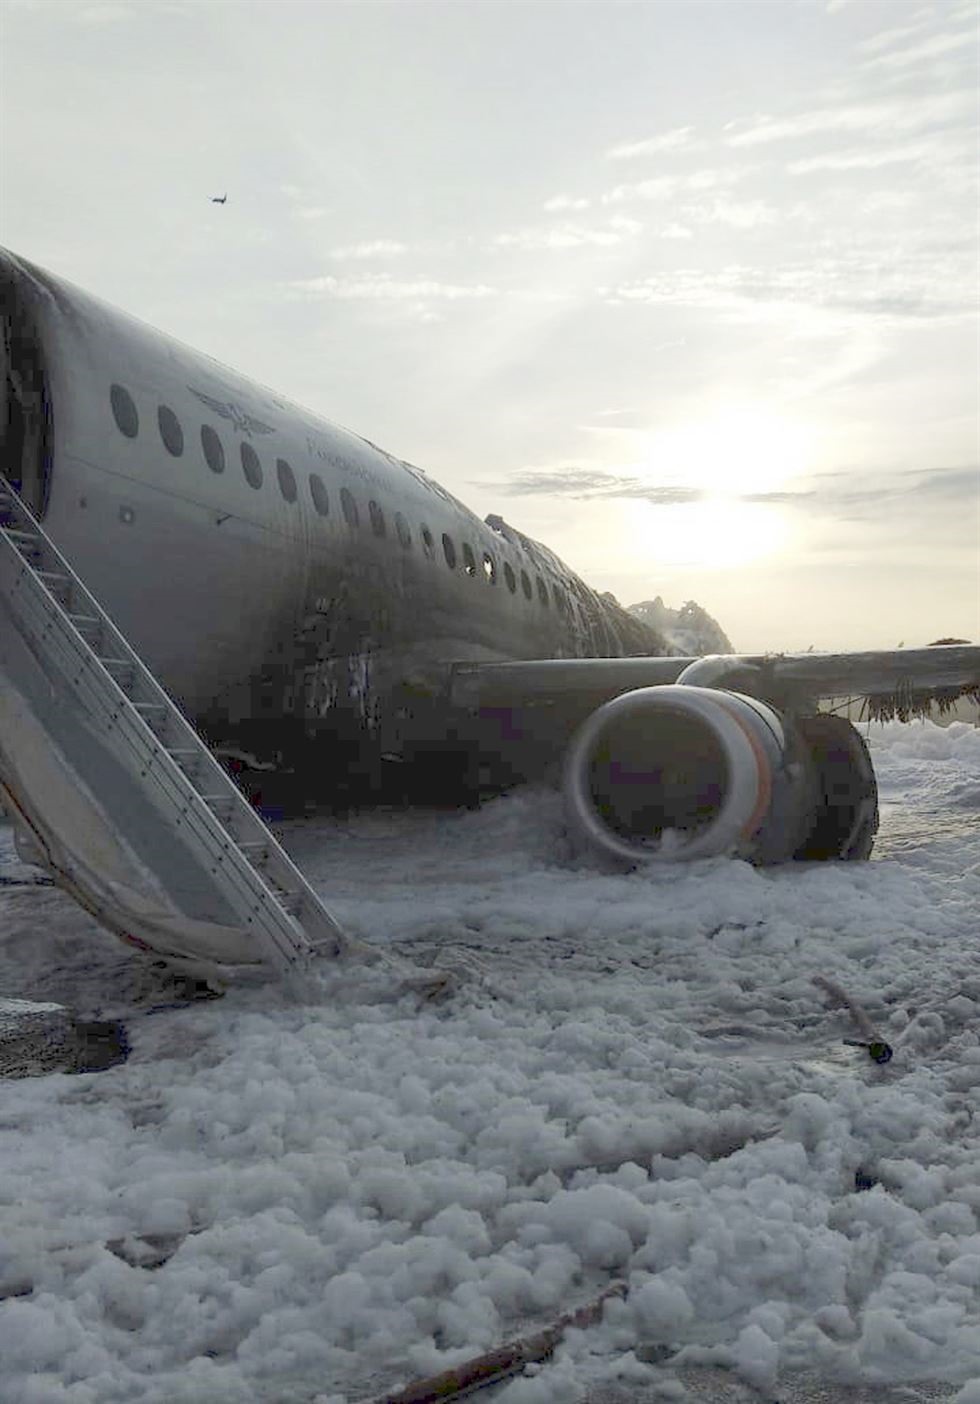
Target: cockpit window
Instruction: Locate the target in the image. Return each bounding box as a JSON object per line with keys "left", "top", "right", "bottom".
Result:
{"left": 521, "top": 569, "right": 532, "bottom": 600}
{"left": 158, "top": 405, "right": 183, "bottom": 457}
{"left": 201, "top": 424, "right": 224, "bottom": 473}
{"left": 503, "top": 562, "right": 516, "bottom": 593}
{"left": 240, "top": 442, "right": 263, "bottom": 489}
{"left": 536, "top": 576, "right": 549, "bottom": 607}
{"left": 442, "top": 533, "right": 457, "bottom": 568}
{"left": 421, "top": 525, "right": 434, "bottom": 556}
{"left": 369, "top": 500, "right": 386, "bottom": 537}
{"left": 482, "top": 552, "right": 496, "bottom": 584}
{"left": 277, "top": 458, "right": 297, "bottom": 503}
{"left": 395, "top": 512, "right": 412, "bottom": 548}
{"left": 462, "top": 543, "right": 477, "bottom": 577}
{"left": 110, "top": 384, "right": 138, "bottom": 438}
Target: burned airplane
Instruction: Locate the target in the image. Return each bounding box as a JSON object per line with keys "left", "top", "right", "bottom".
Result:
{"left": 1, "top": 248, "right": 978, "bottom": 981}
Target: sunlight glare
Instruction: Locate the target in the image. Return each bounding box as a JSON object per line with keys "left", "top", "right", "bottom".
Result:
{"left": 638, "top": 406, "right": 813, "bottom": 497}
{"left": 622, "top": 497, "right": 794, "bottom": 569}
{"left": 612, "top": 405, "right": 811, "bottom": 568}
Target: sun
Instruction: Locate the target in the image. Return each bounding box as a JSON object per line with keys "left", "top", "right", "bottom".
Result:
{"left": 618, "top": 404, "right": 813, "bottom": 568}
{"left": 622, "top": 497, "right": 794, "bottom": 569}
{"left": 640, "top": 406, "right": 813, "bottom": 498}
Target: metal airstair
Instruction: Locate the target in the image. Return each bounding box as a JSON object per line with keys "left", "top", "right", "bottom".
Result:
{"left": 0, "top": 480, "right": 351, "bottom": 982}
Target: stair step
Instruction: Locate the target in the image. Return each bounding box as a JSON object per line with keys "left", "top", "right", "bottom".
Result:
{"left": 37, "top": 571, "right": 70, "bottom": 591}
{"left": 69, "top": 613, "right": 101, "bottom": 633}
{"left": 200, "top": 794, "right": 237, "bottom": 819}
{"left": 167, "top": 749, "right": 201, "bottom": 775}
{"left": 5, "top": 529, "right": 40, "bottom": 545}
{"left": 101, "top": 657, "right": 134, "bottom": 677}
{"left": 101, "top": 660, "right": 137, "bottom": 695}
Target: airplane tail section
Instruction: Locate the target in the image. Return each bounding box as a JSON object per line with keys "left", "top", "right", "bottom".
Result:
{"left": 0, "top": 479, "right": 352, "bottom": 983}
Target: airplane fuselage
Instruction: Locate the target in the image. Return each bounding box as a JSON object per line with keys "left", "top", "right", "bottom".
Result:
{"left": 1, "top": 249, "right": 665, "bottom": 794}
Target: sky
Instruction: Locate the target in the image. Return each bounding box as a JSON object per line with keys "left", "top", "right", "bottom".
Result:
{"left": 1, "top": 0, "right": 978, "bottom": 652}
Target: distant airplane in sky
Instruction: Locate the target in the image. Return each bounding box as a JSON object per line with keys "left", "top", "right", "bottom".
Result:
{"left": 210, "top": 194, "right": 227, "bottom": 205}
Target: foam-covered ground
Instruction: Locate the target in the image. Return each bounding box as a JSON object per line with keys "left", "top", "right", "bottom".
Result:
{"left": 1, "top": 721, "right": 978, "bottom": 1404}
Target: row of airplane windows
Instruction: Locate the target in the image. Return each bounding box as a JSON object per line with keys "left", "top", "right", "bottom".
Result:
{"left": 109, "top": 384, "right": 572, "bottom": 615}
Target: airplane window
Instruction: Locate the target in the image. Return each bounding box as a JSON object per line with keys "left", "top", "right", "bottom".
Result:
{"left": 158, "top": 405, "right": 184, "bottom": 457}
{"left": 341, "top": 486, "right": 360, "bottom": 527}
{"left": 277, "top": 458, "right": 297, "bottom": 503}
{"left": 395, "top": 512, "right": 412, "bottom": 548}
{"left": 521, "top": 569, "right": 532, "bottom": 600}
{"left": 369, "top": 500, "right": 386, "bottom": 538}
{"left": 240, "top": 442, "right": 263, "bottom": 489}
{"left": 536, "top": 576, "right": 549, "bottom": 607}
{"left": 309, "top": 473, "right": 330, "bottom": 516}
{"left": 442, "top": 533, "right": 456, "bottom": 568}
{"left": 421, "top": 525, "right": 434, "bottom": 557}
{"left": 110, "top": 384, "right": 138, "bottom": 438}
{"left": 482, "top": 552, "right": 496, "bottom": 585}
{"left": 462, "top": 544, "right": 477, "bottom": 577}
{"left": 504, "top": 562, "right": 516, "bottom": 593}
{"left": 201, "top": 424, "right": 224, "bottom": 473}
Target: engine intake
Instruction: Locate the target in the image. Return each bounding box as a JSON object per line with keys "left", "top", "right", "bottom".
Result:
{"left": 562, "top": 685, "right": 878, "bottom": 866}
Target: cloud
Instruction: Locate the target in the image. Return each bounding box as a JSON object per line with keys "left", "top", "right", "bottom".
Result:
{"left": 493, "top": 217, "right": 642, "bottom": 250}
{"left": 488, "top": 462, "right": 978, "bottom": 521}
{"left": 601, "top": 166, "right": 752, "bottom": 206}
{"left": 724, "top": 91, "right": 975, "bottom": 147}
{"left": 684, "top": 168, "right": 745, "bottom": 191}
{"left": 495, "top": 465, "right": 703, "bottom": 503}
{"left": 543, "top": 195, "right": 591, "bottom": 212}
{"left": 689, "top": 199, "right": 777, "bottom": 229}
{"left": 329, "top": 239, "right": 408, "bottom": 259}
{"left": 599, "top": 255, "right": 970, "bottom": 321}
{"left": 659, "top": 224, "right": 693, "bottom": 239}
{"left": 862, "top": 27, "right": 977, "bottom": 71}
{"left": 601, "top": 177, "right": 676, "bottom": 205}
{"left": 791, "top": 466, "right": 979, "bottom": 522}
{"left": 787, "top": 140, "right": 965, "bottom": 175}
{"left": 857, "top": 20, "right": 931, "bottom": 55}
{"left": 606, "top": 127, "right": 699, "bottom": 160}
{"left": 288, "top": 274, "right": 495, "bottom": 301}
{"left": 280, "top": 184, "right": 336, "bottom": 224}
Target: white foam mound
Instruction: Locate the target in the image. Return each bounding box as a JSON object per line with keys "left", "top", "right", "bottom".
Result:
{"left": 0, "top": 720, "right": 977, "bottom": 1401}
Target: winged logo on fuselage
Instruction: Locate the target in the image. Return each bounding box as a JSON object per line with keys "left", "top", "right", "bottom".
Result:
{"left": 188, "top": 387, "right": 275, "bottom": 437}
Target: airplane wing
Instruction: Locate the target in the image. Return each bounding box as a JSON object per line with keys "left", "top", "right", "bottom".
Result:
{"left": 447, "top": 643, "right": 978, "bottom": 870}
{"left": 448, "top": 644, "right": 980, "bottom": 722}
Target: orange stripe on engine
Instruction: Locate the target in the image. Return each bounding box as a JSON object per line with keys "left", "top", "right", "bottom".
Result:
{"left": 714, "top": 697, "right": 773, "bottom": 841}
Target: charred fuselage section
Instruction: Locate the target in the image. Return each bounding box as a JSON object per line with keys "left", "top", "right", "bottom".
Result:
{"left": 1, "top": 260, "right": 52, "bottom": 518}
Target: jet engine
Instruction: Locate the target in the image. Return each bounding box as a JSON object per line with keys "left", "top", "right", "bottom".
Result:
{"left": 562, "top": 683, "right": 878, "bottom": 866}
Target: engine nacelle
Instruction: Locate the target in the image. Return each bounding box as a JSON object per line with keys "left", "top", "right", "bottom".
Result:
{"left": 562, "top": 684, "right": 878, "bottom": 866}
